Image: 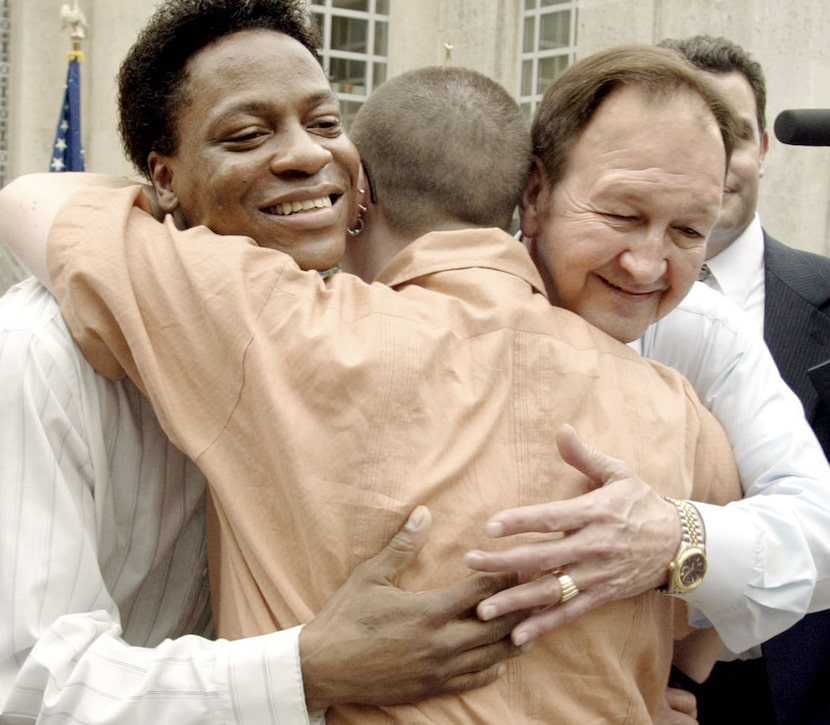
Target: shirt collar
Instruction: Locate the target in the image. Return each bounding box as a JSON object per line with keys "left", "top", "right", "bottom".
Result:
{"left": 705, "top": 213, "right": 764, "bottom": 307}
{"left": 375, "top": 227, "right": 548, "bottom": 295}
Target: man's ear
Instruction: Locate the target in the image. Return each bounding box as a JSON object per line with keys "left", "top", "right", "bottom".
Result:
{"left": 147, "top": 151, "right": 180, "bottom": 215}
{"left": 357, "top": 163, "right": 372, "bottom": 210}
{"left": 520, "top": 157, "right": 548, "bottom": 239}
{"left": 348, "top": 162, "right": 372, "bottom": 232}
{"left": 759, "top": 130, "right": 770, "bottom": 178}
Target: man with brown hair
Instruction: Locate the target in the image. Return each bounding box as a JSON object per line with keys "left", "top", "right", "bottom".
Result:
{"left": 661, "top": 34, "right": 830, "bottom": 725}
{"left": 467, "top": 35, "right": 830, "bottom": 725}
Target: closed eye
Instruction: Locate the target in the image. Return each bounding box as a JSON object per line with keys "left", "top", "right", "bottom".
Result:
{"left": 309, "top": 115, "right": 344, "bottom": 136}
{"left": 602, "top": 212, "right": 641, "bottom": 224}
{"left": 222, "top": 127, "right": 270, "bottom": 149}
{"left": 674, "top": 226, "right": 704, "bottom": 239}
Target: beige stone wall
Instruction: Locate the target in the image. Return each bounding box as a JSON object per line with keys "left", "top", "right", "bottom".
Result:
{"left": 577, "top": 0, "right": 830, "bottom": 254}
{"left": 2, "top": 0, "right": 829, "bottom": 292}
{"left": 387, "top": 0, "right": 521, "bottom": 89}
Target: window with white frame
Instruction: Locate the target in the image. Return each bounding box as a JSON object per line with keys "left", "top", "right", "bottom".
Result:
{"left": 519, "top": 0, "right": 577, "bottom": 118}
{"left": 308, "top": 0, "right": 390, "bottom": 129}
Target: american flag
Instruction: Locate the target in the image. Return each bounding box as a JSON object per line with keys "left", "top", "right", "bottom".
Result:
{"left": 50, "top": 52, "right": 85, "bottom": 172}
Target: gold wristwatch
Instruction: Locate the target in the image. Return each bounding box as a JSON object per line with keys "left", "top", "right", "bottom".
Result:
{"left": 660, "top": 497, "right": 706, "bottom": 595}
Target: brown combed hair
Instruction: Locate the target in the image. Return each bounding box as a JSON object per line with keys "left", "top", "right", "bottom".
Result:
{"left": 658, "top": 34, "right": 767, "bottom": 136}
{"left": 349, "top": 66, "right": 531, "bottom": 238}
{"left": 532, "top": 44, "right": 742, "bottom": 188}
{"left": 118, "top": 0, "right": 321, "bottom": 179}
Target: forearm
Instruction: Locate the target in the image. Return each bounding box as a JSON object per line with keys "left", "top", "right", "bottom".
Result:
{"left": 0, "top": 286, "right": 314, "bottom": 724}
{"left": 686, "top": 496, "right": 828, "bottom": 653}
{"left": 3, "top": 616, "right": 312, "bottom": 725}
{"left": 46, "top": 184, "right": 294, "bottom": 456}
{"left": 648, "top": 285, "right": 830, "bottom": 651}
{"left": 0, "top": 172, "right": 139, "bottom": 291}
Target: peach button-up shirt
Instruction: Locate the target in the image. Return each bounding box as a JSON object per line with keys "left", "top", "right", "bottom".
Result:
{"left": 49, "top": 186, "right": 740, "bottom": 723}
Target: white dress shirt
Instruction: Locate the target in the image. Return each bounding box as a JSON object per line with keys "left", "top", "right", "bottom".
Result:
{"left": 641, "top": 282, "right": 830, "bottom": 653}
{"left": 703, "top": 213, "right": 766, "bottom": 333}
{"left": 0, "top": 279, "right": 314, "bottom": 724}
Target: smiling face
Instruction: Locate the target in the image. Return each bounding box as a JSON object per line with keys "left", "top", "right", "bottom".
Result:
{"left": 522, "top": 85, "right": 726, "bottom": 343}
{"left": 148, "top": 29, "right": 360, "bottom": 271}
{"left": 704, "top": 71, "right": 769, "bottom": 259}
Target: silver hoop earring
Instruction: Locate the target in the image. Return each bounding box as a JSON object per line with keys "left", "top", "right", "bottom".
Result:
{"left": 347, "top": 203, "right": 367, "bottom": 237}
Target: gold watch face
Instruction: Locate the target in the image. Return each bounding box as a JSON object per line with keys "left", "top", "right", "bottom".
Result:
{"left": 676, "top": 548, "right": 707, "bottom": 591}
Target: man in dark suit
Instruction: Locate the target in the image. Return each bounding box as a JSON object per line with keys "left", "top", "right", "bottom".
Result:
{"left": 759, "top": 235, "right": 830, "bottom": 724}
{"left": 660, "top": 34, "right": 830, "bottom": 725}
{"left": 764, "top": 236, "right": 830, "bottom": 462}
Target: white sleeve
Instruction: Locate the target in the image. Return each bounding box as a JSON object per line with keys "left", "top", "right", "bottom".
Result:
{"left": 642, "top": 283, "right": 830, "bottom": 653}
{"left": 8, "top": 619, "right": 313, "bottom": 725}
{"left": 0, "top": 280, "right": 316, "bottom": 725}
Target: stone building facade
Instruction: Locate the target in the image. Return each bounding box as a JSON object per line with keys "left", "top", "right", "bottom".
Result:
{"left": 2, "top": 0, "right": 829, "bottom": 292}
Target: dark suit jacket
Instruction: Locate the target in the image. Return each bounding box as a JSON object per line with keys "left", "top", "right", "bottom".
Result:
{"left": 761, "top": 231, "right": 830, "bottom": 724}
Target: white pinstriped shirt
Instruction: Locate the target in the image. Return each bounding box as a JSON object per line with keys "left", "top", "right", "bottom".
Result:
{"left": 0, "top": 278, "right": 315, "bottom": 724}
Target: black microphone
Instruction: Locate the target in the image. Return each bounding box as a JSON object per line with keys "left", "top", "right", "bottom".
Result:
{"left": 774, "top": 109, "right": 830, "bottom": 146}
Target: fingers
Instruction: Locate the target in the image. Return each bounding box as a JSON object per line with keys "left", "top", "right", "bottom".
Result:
{"left": 430, "top": 635, "right": 524, "bottom": 697}
{"left": 425, "top": 570, "right": 519, "bottom": 621}
{"left": 477, "top": 573, "right": 565, "bottom": 621}
{"left": 474, "top": 426, "right": 636, "bottom": 541}
{"left": 480, "top": 501, "right": 579, "bottom": 540}
{"left": 359, "top": 506, "right": 432, "bottom": 585}
{"left": 472, "top": 566, "right": 613, "bottom": 646}
{"left": 435, "top": 662, "right": 509, "bottom": 698}
{"left": 555, "top": 424, "right": 631, "bottom": 488}
{"left": 655, "top": 687, "right": 698, "bottom": 724}
{"left": 465, "top": 538, "right": 568, "bottom": 574}
{"left": 476, "top": 568, "right": 588, "bottom": 621}
{"left": 442, "top": 602, "right": 528, "bottom": 650}
{"left": 400, "top": 637, "right": 520, "bottom": 703}
{"left": 664, "top": 687, "right": 698, "bottom": 719}
{"left": 460, "top": 427, "right": 680, "bottom": 653}
{"left": 507, "top": 586, "right": 605, "bottom": 646}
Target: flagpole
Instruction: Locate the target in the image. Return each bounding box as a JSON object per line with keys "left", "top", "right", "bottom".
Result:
{"left": 51, "top": 1, "right": 87, "bottom": 172}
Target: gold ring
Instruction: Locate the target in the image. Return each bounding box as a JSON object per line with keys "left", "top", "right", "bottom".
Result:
{"left": 557, "top": 572, "right": 579, "bottom": 603}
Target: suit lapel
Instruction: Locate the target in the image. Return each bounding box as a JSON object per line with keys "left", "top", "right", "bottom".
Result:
{"left": 763, "top": 234, "right": 830, "bottom": 420}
